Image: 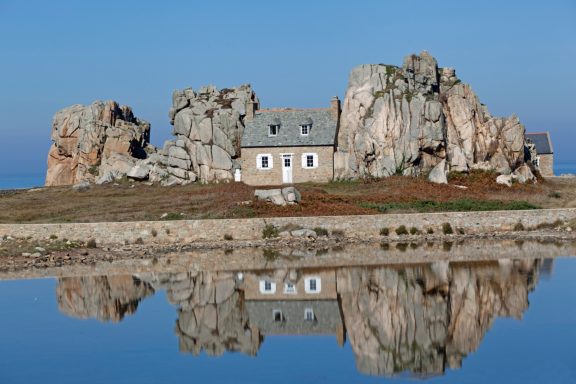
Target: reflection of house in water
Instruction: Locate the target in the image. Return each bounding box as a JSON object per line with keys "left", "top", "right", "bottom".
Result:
{"left": 242, "top": 269, "right": 345, "bottom": 346}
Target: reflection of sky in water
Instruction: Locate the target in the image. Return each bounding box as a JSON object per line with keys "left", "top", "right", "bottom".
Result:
{"left": 0, "top": 258, "right": 575, "bottom": 384}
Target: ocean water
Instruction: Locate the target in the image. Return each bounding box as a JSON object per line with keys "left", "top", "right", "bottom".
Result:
{"left": 0, "top": 173, "right": 45, "bottom": 190}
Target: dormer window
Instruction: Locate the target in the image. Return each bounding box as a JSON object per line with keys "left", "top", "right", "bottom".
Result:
{"left": 300, "top": 124, "right": 311, "bottom": 136}
{"left": 269, "top": 124, "right": 279, "bottom": 137}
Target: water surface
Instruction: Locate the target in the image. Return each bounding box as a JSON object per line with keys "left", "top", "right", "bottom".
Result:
{"left": 1, "top": 256, "right": 575, "bottom": 383}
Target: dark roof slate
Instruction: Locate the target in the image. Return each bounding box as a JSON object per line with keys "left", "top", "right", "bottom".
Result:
{"left": 241, "top": 109, "right": 337, "bottom": 148}
{"left": 526, "top": 132, "right": 553, "bottom": 154}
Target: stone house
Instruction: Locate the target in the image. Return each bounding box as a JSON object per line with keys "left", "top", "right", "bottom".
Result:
{"left": 239, "top": 97, "right": 340, "bottom": 186}
{"left": 526, "top": 132, "right": 554, "bottom": 177}
{"left": 242, "top": 269, "right": 345, "bottom": 346}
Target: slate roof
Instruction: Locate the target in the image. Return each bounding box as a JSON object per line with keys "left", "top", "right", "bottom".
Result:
{"left": 241, "top": 109, "right": 337, "bottom": 148}
{"left": 526, "top": 132, "right": 553, "bottom": 154}
{"left": 245, "top": 300, "right": 343, "bottom": 335}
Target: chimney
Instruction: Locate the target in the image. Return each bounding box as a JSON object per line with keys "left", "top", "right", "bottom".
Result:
{"left": 245, "top": 100, "right": 256, "bottom": 121}
{"left": 330, "top": 96, "right": 340, "bottom": 121}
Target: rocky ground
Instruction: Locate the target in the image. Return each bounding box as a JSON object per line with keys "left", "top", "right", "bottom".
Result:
{"left": 1, "top": 172, "right": 575, "bottom": 223}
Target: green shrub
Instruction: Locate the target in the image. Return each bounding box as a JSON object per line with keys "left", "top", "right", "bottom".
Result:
{"left": 380, "top": 227, "right": 390, "bottom": 236}
{"left": 151, "top": 229, "right": 158, "bottom": 237}
{"left": 396, "top": 243, "right": 408, "bottom": 252}
{"left": 134, "top": 237, "right": 144, "bottom": 245}
{"left": 395, "top": 225, "right": 408, "bottom": 236}
{"left": 49, "top": 234, "right": 58, "bottom": 240}
{"left": 262, "top": 224, "right": 279, "bottom": 239}
{"left": 263, "top": 248, "right": 279, "bottom": 260}
{"left": 409, "top": 227, "right": 419, "bottom": 235}
{"left": 442, "top": 223, "right": 453, "bottom": 235}
{"left": 443, "top": 241, "right": 453, "bottom": 251}
{"left": 313, "top": 227, "right": 329, "bottom": 237}
{"left": 427, "top": 228, "right": 434, "bottom": 234}
{"left": 224, "top": 234, "right": 233, "bottom": 240}
{"left": 513, "top": 222, "right": 525, "bottom": 231}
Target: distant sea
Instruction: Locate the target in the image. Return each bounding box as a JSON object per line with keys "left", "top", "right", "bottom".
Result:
{"left": 0, "top": 173, "right": 45, "bottom": 190}
{"left": 0, "top": 164, "right": 575, "bottom": 190}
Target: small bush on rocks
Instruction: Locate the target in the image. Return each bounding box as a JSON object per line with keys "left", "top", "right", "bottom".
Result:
{"left": 331, "top": 229, "right": 345, "bottom": 238}
{"left": 395, "top": 225, "right": 408, "bottom": 236}
{"left": 151, "top": 229, "right": 158, "bottom": 237}
{"left": 86, "top": 238, "right": 97, "bottom": 248}
{"left": 380, "top": 227, "right": 390, "bottom": 236}
{"left": 224, "top": 234, "right": 233, "bottom": 240}
{"left": 427, "top": 228, "right": 434, "bottom": 234}
{"left": 409, "top": 227, "right": 419, "bottom": 235}
{"left": 313, "top": 227, "right": 329, "bottom": 237}
{"left": 134, "top": 237, "right": 144, "bottom": 245}
{"left": 513, "top": 222, "right": 525, "bottom": 231}
{"left": 262, "top": 224, "right": 279, "bottom": 239}
{"left": 442, "top": 223, "right": 453, "bottom": 235}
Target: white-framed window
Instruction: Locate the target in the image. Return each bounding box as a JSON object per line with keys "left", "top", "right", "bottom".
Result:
{"left": 259, "top": 280, "right": 276, "bottom": 294}
{"left": 284, "top": 282, "right": 296, "bottom": 294}
{"left": 304, "top": 308, "right": 315, "bottom": 321}
{"left": 301, "top": 153, "right": 318, "bottom": 169}
{"left": 269, "top": 124, "right": 279, "bottom": 137}
{"left": 304, "top": 276, "right": 321, "bottom": 294}
{"left": 272, "top": 309, "right": 284, "bottom": 322}
{"left": 300, "top": 124, "right": 312, "bottom": 136}
{"left": 256, "top": 154, "right": 273, "bottom": 170}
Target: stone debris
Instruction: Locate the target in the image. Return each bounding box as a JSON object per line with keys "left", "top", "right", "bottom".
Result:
{"left": 254, "top": 187, "right": 301, "bottom": 206}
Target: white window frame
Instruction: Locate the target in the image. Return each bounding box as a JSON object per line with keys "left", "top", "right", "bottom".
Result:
{"left": 256, "top": 154, "right": 273, "bottom": 170}
{"left": 304, "top": 276, "right": 321, "bottom": 294}
{"left": 301, "top": 153, "right": 318, "bottom": 169}
{"left": 272, "top": 309, "right": 284, "bottom": 322}
{"left": 268, "top": 124, "right": 279, "bottom": 137}
{"left": 259, "top": 280, "right": 276, "bottom": 294}
{"left": 284, "top": 282, "right": 297, "bottom": 294}
{"left": 300, "top": 124, "right": 311, "bottom": 136}
{"left": 304, "top": 308, "right": 315, "bottom": 321}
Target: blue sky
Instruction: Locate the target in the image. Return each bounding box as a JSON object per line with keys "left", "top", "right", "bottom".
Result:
{"left": 0, "top": 0, "right": 574, "bottom": 177}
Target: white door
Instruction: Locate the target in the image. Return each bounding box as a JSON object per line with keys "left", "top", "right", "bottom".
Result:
{"left": 282, "top": 155, "right": 293, "bottom": 183}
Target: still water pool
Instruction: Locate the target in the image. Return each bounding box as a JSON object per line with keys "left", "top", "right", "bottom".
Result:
{"left": 0, "top": 257, "right": 575, "bottom": 383}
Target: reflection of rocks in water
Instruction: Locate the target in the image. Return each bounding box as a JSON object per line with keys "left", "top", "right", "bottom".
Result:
{"left": 337, "top": 259, "right": 543, "bottom": 377}
{"left": 56, "top": 275, "right": 154, "bottom": 322}
{"left": 139, "top": 271, "right": 258, "bottom": 356}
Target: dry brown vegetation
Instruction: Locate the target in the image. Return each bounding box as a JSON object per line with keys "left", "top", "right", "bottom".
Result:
{"left": 0, "top": 171, "right": 575, "bottom": 224}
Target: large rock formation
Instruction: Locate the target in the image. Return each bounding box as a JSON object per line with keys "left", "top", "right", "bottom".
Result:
{"left": 45, "top": 101, "right": 153, "bottom": 186}
{"left": 139, "top": 271, "right": 258, "bottom": 356}
{"left": 335, "top": 52, "right": 530, "bottom": 179}
{"left": 337, "top": 259, "right": 541, "bottom": 377}
{"left": 152, "top": 84, "right": 258, "bottom": 184}
{"left": 56, "top": 275, "right": 154, "bottom": 322}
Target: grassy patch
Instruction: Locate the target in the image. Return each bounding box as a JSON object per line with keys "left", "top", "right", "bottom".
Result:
{"left": 360, "top": 199, "right": 539, "bottom": 213}
{"left": 262, "top": 224, "right": 279, "bottom": 239}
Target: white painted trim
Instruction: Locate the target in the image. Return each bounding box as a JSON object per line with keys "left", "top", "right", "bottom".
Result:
{"left": 304, "top": 276, "right": 321, "bottom": 294}
{"left": 256, "top": 154, "right": 273, "bottom": 170}
{"left": 304, "top": 308, "right": 315, "bottom": 321}
{"left": 259, "top": 280, "right": 276, "bottom": 294}
{"left": 301, "top": 153, "right": 318, "bottom": 169}
{"left": 284, "top": 282, "right": 297, "bottom": 294}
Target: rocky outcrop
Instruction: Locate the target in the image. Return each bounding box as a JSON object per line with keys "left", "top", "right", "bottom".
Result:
{"left": 151, "top": 85, "right": 258, "bottom": 185}
{"left": 337, "top": 259, "right": 542, "bottom": 377}
{"left": 45, "top": 101, "right": 153, "bottom": 186}
{"left": 139, "top": 271, "right": 258, "bottom": 356}
{"left": 335, "top": 52, "right": 531, "bottom": 180}
{"left": 56, "top": 275, "right": 154, "bottom": 322}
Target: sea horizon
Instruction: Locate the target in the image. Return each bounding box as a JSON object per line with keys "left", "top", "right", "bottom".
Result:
{"left": 1, "top": 163, "right": 575, "bottom": 190}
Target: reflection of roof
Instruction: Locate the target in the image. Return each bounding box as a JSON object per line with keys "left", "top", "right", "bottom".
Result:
{"left": 241, "top": 109, "right": 337, "bottom": 147}
{"left": 526, "top": 132, "right": 553, "bottom": 154}
{"left": 246, "top": 300, "right": 342, "bottom": 335}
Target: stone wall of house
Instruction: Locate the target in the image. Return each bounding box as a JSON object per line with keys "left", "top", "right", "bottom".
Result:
{"left": 1, "top": 209, "right": 575, "bottom": 246}
{"left": 539, "top": 154, "right": 554, "bottom": 177}
{"left": 243, "top": 270, "right": 337, "bottom": 301}
{"left": 240, "top": 146, "right": 334, "bottom": 186}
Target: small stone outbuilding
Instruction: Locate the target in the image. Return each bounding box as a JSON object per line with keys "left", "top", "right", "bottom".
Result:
{"left": 239, "top": 97, "right": 340, "bottom": 186}
{"left": 526, "top": 132, "right": 554, "bottom": 177}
